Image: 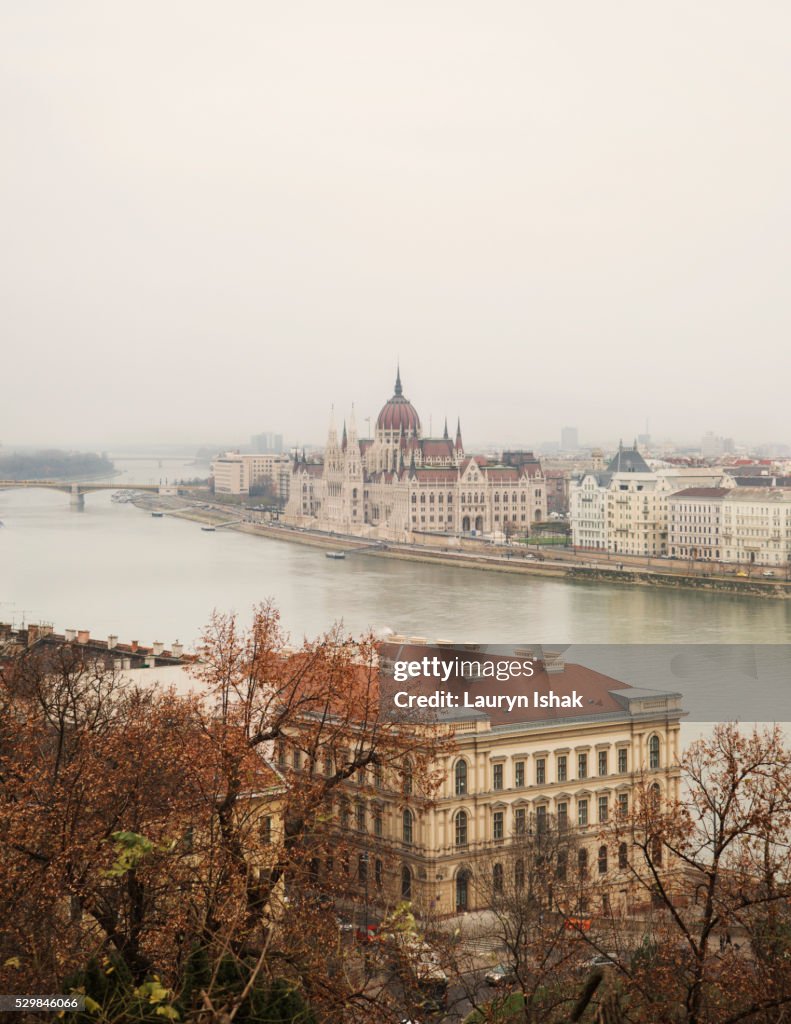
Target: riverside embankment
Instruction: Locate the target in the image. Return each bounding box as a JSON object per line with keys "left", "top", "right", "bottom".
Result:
{"left": 132, "top": 495, "right": 791, "bottom": 601}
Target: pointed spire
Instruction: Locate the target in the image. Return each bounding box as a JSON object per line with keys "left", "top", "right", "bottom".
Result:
{"left": 443, "top": 417, "right": 449, "bottom": 440}
{"left": 455, "top": 417, "right": 463, "bottom": 450}
{"left": 349, "top": 403, "right": 358, "bottom": 441}
{"left": 342, "top": 420, "right": 348, "bottom": 451}
{"left": 409, "top": 449, "right": 416, "bottom": 472}
{"left": 327, "top": 405, "right": 338, "bottom": 445}
{"left": 394, "top": 363, "right": 403, "bottom": 397}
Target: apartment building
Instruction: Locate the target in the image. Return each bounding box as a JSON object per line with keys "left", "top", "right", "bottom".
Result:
{"left": 570, "top": 444, "right": 728, "bottom": 555}
{"left": 211, "top": 451, "right": 293, "bottom": 502}
{"left": 668, "top": 487, "right": 791, "bottom": 566}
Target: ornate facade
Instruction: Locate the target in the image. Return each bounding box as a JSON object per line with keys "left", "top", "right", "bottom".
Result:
{"left": 285, "top": 370, "right": 547, "bottom": 540}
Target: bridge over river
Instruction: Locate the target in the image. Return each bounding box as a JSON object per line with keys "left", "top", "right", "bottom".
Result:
{"left": 0, "top": 480, "right": 164, "bottom": 509}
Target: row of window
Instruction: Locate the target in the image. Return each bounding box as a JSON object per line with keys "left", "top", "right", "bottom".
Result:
{"left": 337, "top": 788, "right": 637, "bottom": 845}
{"left": 489, "top": 839, "right": 659, "bottom": 894}
{"left": 454, "top": 739, "right": 660, "bottom": 796}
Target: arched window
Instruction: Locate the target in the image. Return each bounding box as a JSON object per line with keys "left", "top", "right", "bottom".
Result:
{"left": 650, "top": 836, "right": 663, "bottom": 866}
{"left": 401, "top": 865, "right": 412, "bottom": 899}
{"left": 650, "top": 782, "right": 661, "bottom": 810}
{"left": 454, "top": 759, "right": 468, "bottom": 796}
{"left": 514, "top": 858, "right": 525, "bottom": 890}
{"left": 493, "top": 863, "right": 504, "bottom": 894}
{"left": 618, "top": 842, "right": 628, "bottom": 869}
{"left": 598, "top": 845, "right": 608, "bottom": 874}
{"left": 455, "top": 810, "right": 468, "bottom": 847}
{"left": 402, "top": 809, "right": 413, "bottom": 845}
{"left": 649, "top": 735, "right": 660, "bottom": 770}
{"left": 578, "top": 848, "right": 588, "bottom": 880}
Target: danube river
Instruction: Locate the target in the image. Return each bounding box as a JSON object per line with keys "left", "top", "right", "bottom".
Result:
{"left": 1, "top": 457, "right": 790, "bottom": 652}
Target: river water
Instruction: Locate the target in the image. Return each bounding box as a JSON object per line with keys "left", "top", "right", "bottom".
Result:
{"left": 1, "top": 457, "right": 790, "bottom": 654}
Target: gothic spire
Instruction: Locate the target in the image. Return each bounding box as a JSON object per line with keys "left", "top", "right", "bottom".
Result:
{"left": 394, "top": 363, "right": 403, "bottom": 397}
{"left": 443, "top": 417, "right": 449, "bottom": 440}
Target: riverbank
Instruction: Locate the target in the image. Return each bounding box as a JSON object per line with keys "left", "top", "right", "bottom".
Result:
{"left": 130, "top": 495, "right": 791, "bottom": 601}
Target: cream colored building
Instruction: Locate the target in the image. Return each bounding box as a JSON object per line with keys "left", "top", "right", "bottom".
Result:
{"left": 321, "top": 642, "right": 683, "bottom": 917}
{"left": 668, "top": 486, "right": 791, "bottom": 567}
{"left": 571, "top": 445, "right": 729, "bottom": 555}
{"left": 722, "top": 488, "right": 791, "bottom": 567}
{"left": 211, "top": 452, "right": 293, "bottom": 502}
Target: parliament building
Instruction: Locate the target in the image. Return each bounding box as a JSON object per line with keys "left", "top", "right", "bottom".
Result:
{"left": 284, "top": 369, "right": 547, "bottom": 541}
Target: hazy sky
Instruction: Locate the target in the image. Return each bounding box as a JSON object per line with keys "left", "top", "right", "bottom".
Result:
{"left": 2, "top": 2, "right": 790, "bottom": 450}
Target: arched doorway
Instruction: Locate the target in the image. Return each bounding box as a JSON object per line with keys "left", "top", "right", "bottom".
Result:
{"left": 456, "top": 868, "right": 472, "bottom": 912}
{"left": 462, "top": 516, "right": 471, "bottom": 532}
{"left": 474, "top": 515, "right": 483, "bottom": 532}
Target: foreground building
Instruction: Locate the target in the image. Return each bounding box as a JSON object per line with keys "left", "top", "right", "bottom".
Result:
{"left": 310, "top": 641, "right": 683, "bottom": 917}
{"left": 284, "top": 370, "right": 547, "bottom": 540}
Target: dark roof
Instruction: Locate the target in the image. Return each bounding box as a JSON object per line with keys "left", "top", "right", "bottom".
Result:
{"left": 670, "top": 487, "right": 731, "bottom": 498}
{"left": 607, "top": 445, "right": 651, "bottom": 474}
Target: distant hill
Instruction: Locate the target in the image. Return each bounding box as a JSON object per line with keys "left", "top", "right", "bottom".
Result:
{"left": 0, "top": 450, "right": 115, "bottom": 480}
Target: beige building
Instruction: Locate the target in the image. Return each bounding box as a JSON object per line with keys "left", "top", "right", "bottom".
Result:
{"left": 211, "top": 452, "right": 292, "bottom": 502}
{"left": 668, "top": 486, "right": 791, "bottom": 567}
{"left": 721, "top": 488, "right": 791, "bottom": 567}
{"left": 321, "top": 642, "right": 683, "bottom": 917}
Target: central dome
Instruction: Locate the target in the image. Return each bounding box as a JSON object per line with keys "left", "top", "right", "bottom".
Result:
{"left": 376, "top": 368, "right": 421, "bottom": 435}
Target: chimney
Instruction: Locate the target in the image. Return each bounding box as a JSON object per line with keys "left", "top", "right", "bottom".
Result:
{"left": 107, "top": 634, "right": 118, "bottom": 650}
{"left": 27, "top": 624, "right": 39, "bottom": 644}
{"left": 171, "top": 641, "right": 183, "bottom": 658}
{"left": 77, "top": 630, "right": 90, "bottom": 644}
{"left": 152, "top": 641, "right": 164, "bottom": 657}
{"left": 65, "top": 629, "right": 77, "bottom": 642}
{"left": 130, "top": 641, "right": 138, "bottom": 652}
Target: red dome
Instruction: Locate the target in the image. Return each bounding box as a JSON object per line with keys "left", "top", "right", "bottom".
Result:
{"left": 376, "top": 369, "right": 421, "bottom": 435}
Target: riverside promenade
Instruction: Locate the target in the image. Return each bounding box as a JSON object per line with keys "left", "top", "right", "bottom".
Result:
{"left": 131, "top": 494, "right": 791, "bottom": 601}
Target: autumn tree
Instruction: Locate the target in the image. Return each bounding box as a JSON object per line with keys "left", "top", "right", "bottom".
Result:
{"left": 0, "top": 604, "right": 449, "bottom": 1023}
{"left": 606, "top": 723, "right": 791, "bottom": 1024}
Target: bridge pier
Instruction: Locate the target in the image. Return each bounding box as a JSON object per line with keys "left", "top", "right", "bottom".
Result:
{"left": 70, "top": 485, "right": 85, "bottom": 511}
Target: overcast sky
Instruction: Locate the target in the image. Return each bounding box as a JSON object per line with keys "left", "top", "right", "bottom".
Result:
{"left": 2, "top": 1, "right": 790, "bottom": 450}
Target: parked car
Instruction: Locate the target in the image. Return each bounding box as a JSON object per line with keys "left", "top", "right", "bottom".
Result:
{"left": 577, "top": 953, "right": 620, "bottom": 973}
{"left": 485, "top": 963, "right": 517, "bottom": 986}
{"left": 762, "top": 570, "right": 776, "bottom": 577}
